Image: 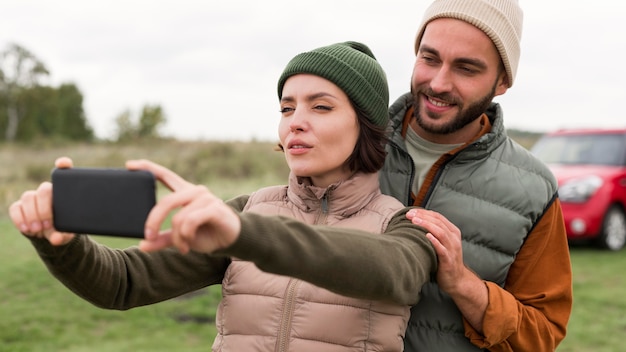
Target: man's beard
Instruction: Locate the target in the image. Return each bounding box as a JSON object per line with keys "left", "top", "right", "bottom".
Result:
{"left": 411, "top": 82, "right": 496, "bottom": 135}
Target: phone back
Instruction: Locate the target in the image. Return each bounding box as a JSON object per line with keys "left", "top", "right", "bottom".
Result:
{"left": 52, "top": 168, "right": 156, "bottom": 238}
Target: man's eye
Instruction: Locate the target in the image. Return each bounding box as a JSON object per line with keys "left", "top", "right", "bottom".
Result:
{"left": 458, "top": 66, "right": 478, "bottom": 75}
{"left": 420, "top": 55, "right": 437, "bottom": 64}
{"left": 280, "top": 107, "right": 294, "bottom": 113}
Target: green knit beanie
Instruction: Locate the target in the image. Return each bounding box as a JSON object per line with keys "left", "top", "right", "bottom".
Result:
{"left": 277, "top": 41, "right": 389, "bottom": 127}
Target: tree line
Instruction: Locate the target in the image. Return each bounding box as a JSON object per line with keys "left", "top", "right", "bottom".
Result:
{"left": 1, "top": 42, "right": 542, "bottom": 146}
{"left": 0, "top": 43, "right": 165, "bottom": 143}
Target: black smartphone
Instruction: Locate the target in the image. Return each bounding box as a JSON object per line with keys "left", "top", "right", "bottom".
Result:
{"left": 51, "top": 167, "right": 156, "bottom": 238}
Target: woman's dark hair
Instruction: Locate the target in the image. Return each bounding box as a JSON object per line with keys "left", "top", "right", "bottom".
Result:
{"left": 346, "top": 102, "right": 388, "bottom": 173}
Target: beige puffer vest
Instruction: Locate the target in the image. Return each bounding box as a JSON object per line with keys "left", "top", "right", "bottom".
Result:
{"left": 212, "top": 172, "right": 410, "bottom": 352}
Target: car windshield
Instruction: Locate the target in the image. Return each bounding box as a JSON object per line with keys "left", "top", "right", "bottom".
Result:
{"left": 531, "top": 133, "right": 626, "bottom": 166}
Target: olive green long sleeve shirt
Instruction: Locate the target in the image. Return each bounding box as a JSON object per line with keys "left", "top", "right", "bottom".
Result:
{"left": 30, "top": 195, "right": 436, "bottom": 310}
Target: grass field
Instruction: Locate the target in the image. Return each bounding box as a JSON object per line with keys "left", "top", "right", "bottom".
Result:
{"left": 0, "top": 140, "right": 281, "bottom": 351}
{"left": 1, "top": 140, "right": 625, "bottom": 351}
{"left": 0, "top": 218, "right": 220, "bottom": 352}
{"left": 2, "top": 219, "right": 625, "bottom": 351}
{"left": 559, "top": 245, "right": 626, "bottom": 351}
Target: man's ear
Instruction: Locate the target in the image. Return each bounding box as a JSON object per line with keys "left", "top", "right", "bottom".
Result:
{"left": 495, "top": 72, "right": 510, "bottom": 97}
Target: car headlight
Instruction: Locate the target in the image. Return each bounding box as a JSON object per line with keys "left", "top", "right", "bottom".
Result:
{"left": 558, "top": 175, "right": 603, "bottom": 202}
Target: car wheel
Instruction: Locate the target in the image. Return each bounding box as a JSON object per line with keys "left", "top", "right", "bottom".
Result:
{"left": 596, "top": 205, "right": 626, "bottom": 251}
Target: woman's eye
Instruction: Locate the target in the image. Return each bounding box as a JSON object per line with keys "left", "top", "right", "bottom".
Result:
{"left": 313, "top": 105, "right": 332, "bottom": 111}
{"left": 280, "top": 107, "right": 294, "bottom": 113}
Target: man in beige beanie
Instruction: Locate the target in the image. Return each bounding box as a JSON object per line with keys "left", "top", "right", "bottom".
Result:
{"left": 379, "top": 0, "right": 573, "bottom": 351}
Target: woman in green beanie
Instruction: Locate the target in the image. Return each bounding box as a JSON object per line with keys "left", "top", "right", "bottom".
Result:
{"left": 10, "top": 42, "right": 436, "bottom": 351}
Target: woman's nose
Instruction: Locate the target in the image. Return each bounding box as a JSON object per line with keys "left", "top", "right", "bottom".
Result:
{"left": 289, "top": 109, "right": 307, "bottom": 132}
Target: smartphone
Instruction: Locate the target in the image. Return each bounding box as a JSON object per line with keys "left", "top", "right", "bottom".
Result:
{"left": 51, "top": 167, "right": 156, "bottom": 238}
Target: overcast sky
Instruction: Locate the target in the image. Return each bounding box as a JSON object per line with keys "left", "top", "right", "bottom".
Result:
{"left": 2, "top": 0, "right": 625, "bottom": 141}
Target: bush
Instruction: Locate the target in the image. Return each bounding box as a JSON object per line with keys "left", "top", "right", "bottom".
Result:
{"left": 0, "top": 139, "right": 288, "bottom": 214}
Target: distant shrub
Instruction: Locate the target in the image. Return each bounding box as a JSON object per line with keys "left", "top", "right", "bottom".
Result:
{"left": 0, "top": 140, "right": 289, "bottom": 214}
{"left": 180, "top": 141, "right": 288, "bottom": 183}
{"left": 24, "top": 164, "right": 52, "bottom": 183}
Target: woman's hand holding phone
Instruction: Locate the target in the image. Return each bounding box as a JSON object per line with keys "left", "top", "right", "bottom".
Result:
{"left": 10, "top": 157, "right": 241, "bottom": 254}
{"left": 9, "top": 157, "right": 77, "bottom": 246}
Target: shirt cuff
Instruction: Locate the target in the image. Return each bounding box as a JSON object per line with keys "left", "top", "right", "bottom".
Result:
{"left": 464, "top": 281, "right": 518, "bottom": 348}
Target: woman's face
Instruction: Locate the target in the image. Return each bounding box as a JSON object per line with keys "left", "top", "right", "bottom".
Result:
{"left": 279, "top": 74, "right": 359, "bottom": 188}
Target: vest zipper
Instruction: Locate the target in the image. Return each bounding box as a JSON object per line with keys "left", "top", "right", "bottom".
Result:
{"left": 275, "top": 279, "right": 300, "bottom": 352}
{"left": 276, "top": 190, "right": 329, "bottom": 351}
{"left": 421, "top": 153, "right": 455, "bottom": 206}
{"left": 315, "top": 191, "right": 330, "bottom": 225}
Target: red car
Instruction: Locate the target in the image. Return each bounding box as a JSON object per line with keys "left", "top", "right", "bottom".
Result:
{"left": 531, "top": 128, "right": 626, "bottom": 250}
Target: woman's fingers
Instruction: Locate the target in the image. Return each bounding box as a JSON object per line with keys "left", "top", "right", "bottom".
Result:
{"left": 167, "top": 188, "right": 222, "bottom": 253}
{"left": 8, "top": 182, "right": 76, "bottom": 245}
{"left": 17, "top": 190, "right": 43, "bottom": 233}
{"left": 126, "top": 159, "right": 191, "bottom": 192}
{"left": 141, "top": 186, "right": 239, "bottom": 254}
{"left": 47, "top": 231, "right": 75, "bottom": 246}
{"left": 54, "top": 156, "right": 74, "bottom": 169}
{"left": 139, "top": 230, "right": 174, "bottom": 252}
{"left": 35, "top": 182, "right": 54, "bottom": 230}
{"left": 8, "top": 199, "right": 30, "bottom": 234}
{"left": 123, "top": 159, "right": 240, "bottom": 254}
{"left": 144, "top": 184, "right": 206, "bottom": 238}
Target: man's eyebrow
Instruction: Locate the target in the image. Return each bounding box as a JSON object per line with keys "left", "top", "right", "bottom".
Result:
{"left": 418, "top": 44, "right": 439, "bottom": 57}
{"left": 455, "top": 57, "right": 488, "bottom": 70}
{"left": 418, "top": 44, "right": 488, "bottom": 70}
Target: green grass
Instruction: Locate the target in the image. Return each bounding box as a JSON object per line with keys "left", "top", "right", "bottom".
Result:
{"left": 557, "top": 246, "right": 626, "bottom": 351}
{"left": 0, "top": 140, "right": 285, "bottom": 351}
{"left": 0, "top": 220, "right": 221, "bottom": 352}
{"left": 3, "top": 217, "right": 625, "bottom": 351}
{"left": 1, "top": 139, "right": 624, "bottom": 351}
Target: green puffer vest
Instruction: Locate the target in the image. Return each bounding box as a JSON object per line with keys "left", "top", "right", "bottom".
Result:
{"left": 380, "top": 93, "right": 559, "bottom": 351}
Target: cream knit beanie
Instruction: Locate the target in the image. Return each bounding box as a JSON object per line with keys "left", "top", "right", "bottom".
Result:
{"left": 414, "top": 0, "right": 523, "bottom": 87}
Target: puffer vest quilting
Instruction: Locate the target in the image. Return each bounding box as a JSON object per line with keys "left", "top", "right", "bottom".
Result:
{"left": 382, "top": 93, "right": 558, "bottom": 352}
{"left": 212, "top": 172, "right": 411, "bottom": 352}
